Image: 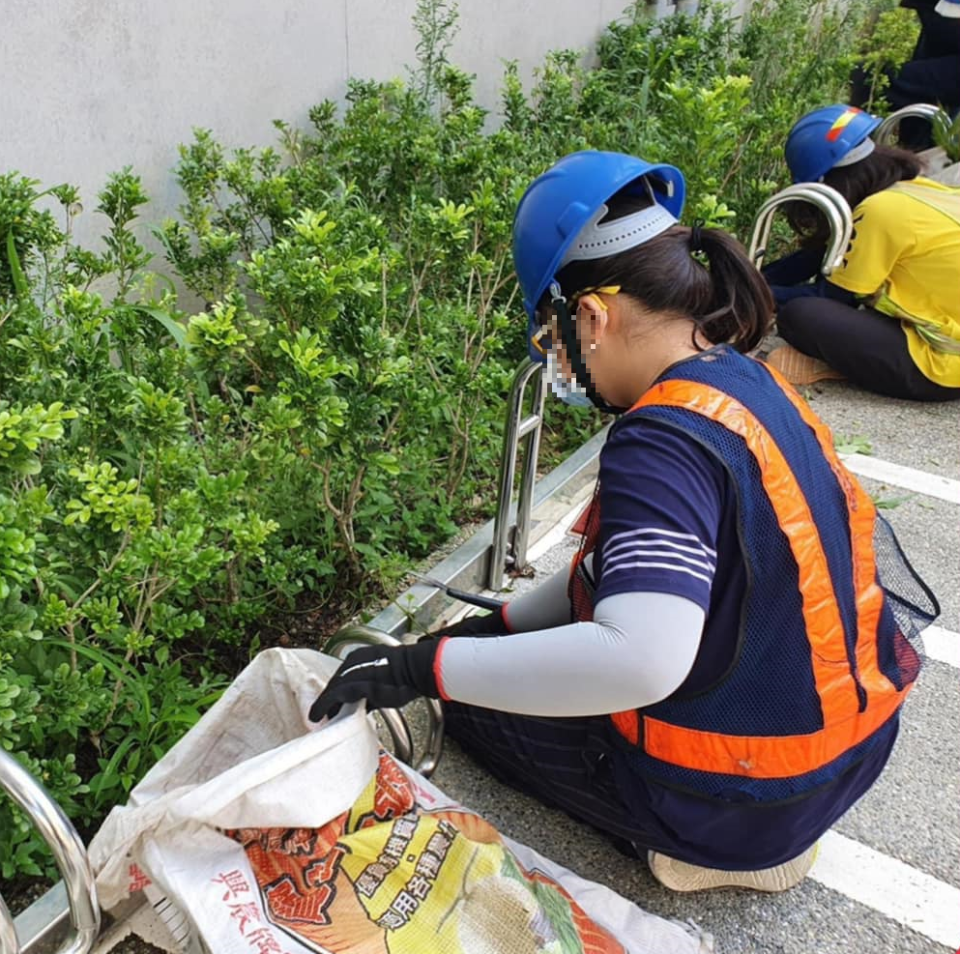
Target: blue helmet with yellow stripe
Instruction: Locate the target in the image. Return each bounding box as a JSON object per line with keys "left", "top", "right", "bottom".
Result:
{"left": 785, "top": 105, "right": 882, "bottom": 183}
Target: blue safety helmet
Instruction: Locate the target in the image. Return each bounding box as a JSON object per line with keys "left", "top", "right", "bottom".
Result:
{"left": 785, "top": 105, "right": 882, "bottom": 183}
{"left": 512, "top": 151, "right": 685, "bottom": 362}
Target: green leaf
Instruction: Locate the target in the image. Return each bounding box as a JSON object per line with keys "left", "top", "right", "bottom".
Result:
{"left": 91, "top": 735, "right": 137, "bottom": 801}
{"left": 132, "top": 305, "right": 189, "bottom": 349}
{"left": 835, "top": 434, "right": 873, "bottom": 456}
{"left": 12, "top": 456, "right": 42, "bottom": 476}
{"left": 5, "top": 232, "right": 29, "bottom": 297}
{"left": 874, "top": 493, "right": 912, "bottom": 511}
{"left": 45, "top": 639, "right": 152, "bottom": 724}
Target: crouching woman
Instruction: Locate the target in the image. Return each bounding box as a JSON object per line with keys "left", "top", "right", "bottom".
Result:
{"left": 309, "top": 151, "right": 938, "bottom": 892}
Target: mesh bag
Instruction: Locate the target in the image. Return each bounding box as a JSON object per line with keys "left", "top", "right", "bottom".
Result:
{"left": 873, "top": 514, "right": 940, "bottom": 641}
{"left": 873, "top": 514, "right": 939, "bottom": 688}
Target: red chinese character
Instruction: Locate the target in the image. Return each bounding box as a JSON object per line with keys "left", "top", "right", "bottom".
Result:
{"left": 213, "top": 869, "right": 252, "bottom": 900}
{"left": 281, "top": 829, "right": 318, "bottom": 856}
{"left": 229, "top": 902, "right": 262, "bottom": 934}
{"left": 303, "top": 844, "right": 346, "bottom": 890}
{"left": 127, "top": 863, "right": 151, "bottom": 893}
{"left": 264, "top": 874, "right": 336, "bottom": 926}
{"left": 373, "top": 753, "right": 416, "bottom": 820}
{"left": 245, "top": 926, "right": 283, "bottom": 952}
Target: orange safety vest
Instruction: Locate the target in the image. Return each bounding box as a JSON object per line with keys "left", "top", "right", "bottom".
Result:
{"left": 569, "top": 349, "right": 926, "bottom": 799}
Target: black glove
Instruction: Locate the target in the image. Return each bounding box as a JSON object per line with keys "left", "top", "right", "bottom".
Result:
{"left": 310, "top": 640, "right": 441, "bottom": 723}
{"left": 422, "top": 605, "right": 510, "bottom": 640}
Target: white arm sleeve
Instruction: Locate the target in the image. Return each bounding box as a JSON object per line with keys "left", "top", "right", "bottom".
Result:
{"left": 502, "top": 553, "right": 598, "bottom": 632}
{"left": 503, "top": 565, "right": 573, "bottom": 632}
{"left": 438, "top": 590, "right": 704, "bottom": 717}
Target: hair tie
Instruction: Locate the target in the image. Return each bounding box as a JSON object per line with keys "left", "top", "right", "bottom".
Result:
{"left": 690, "top": 219, "right": 705, "bottom": 253}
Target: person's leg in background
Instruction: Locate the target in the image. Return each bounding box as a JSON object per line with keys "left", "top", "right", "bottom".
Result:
{"left": 888, "top": 56, "right": 960, "bottom": 148}
{"left": 852, "top": 3, "right": 960, "bottom": 148}
{"left": 774, "top": 296, "right": 960, "bottom": 400}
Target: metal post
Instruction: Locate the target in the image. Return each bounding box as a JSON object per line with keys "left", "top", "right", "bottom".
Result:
{"left": 489, "top": 359, "right": 546, "bottom": 590}
{"left": 512, "top": 363, "right": 547, "bottom": 582}
{"left": 0, "top": 895, "right": 18, "bottom": 954}
{"left": 0, "top": 749, "right": 100, "bottom": 954}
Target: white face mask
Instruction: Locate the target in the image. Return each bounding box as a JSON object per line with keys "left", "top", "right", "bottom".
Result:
{"left": 546, "top": 351, "right": 593, "bottom": 407}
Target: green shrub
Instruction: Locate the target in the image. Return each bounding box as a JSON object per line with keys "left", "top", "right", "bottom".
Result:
{"left": 1, "top": 0, "right": 902, "bottom": 879}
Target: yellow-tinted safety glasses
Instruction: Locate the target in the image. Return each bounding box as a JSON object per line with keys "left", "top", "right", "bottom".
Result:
{"left": 529, "top": 285, "right": 621, "bottom": 356}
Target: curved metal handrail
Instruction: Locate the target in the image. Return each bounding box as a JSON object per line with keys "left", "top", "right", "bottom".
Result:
{"left": 0, "top": 749, "right": 100, "bottom": 954}
{"left": 874, "top": 103, "right": 944, "bottom": 146}
{"left": 748, "top": 182, "right": 853, "bottom": 275}
{"left": 324, "top": 625, "right": 444, "bottom": 777}
{"left": 489, "top": 358, "right": 546, "bottom": 590}
{"left": 0, "top": 894, "right": 18, "bottom": 954}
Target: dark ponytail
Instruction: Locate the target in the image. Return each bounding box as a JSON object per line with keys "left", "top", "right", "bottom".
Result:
{"left": 548, "top": 188, "right": 774, "bottom": 354}
{"left": 694, "top": 227, "right": 774, "bottom": 353}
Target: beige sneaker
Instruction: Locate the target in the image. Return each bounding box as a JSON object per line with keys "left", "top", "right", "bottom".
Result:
{"left": 648, "top": 843, "right": 818, "bottom": 893}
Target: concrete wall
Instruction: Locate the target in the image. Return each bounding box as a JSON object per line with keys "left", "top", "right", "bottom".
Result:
{"left": 2, "top": 0, "right": 664, "bottom": 243}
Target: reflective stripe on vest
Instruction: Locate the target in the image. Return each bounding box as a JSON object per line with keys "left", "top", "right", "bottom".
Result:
{"left": 623, "top": 377, "right": 905, "bottom": 780}
{"left": 762, "top": 361, "right": 895, "bottom": 700}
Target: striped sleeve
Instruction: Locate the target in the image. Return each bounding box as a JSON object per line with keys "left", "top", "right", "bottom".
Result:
{"left": 593, "top": 418, "right": 727, "bottom": 610}
{"left": 602, "top": 527, "right": 717, "bottom": 586}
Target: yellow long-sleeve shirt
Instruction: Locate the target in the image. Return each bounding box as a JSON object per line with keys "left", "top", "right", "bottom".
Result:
{"left": 830, "top": 177, "right": 960, "bottom": 387}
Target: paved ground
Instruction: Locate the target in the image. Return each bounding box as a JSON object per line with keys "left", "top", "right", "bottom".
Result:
{"left": 426, "top": 376, "right": 960, "bottom": 954}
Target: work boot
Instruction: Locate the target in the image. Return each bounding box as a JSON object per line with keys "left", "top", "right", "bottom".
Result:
{"left": 648, "top": 843, "right": 818, "bottom": 893}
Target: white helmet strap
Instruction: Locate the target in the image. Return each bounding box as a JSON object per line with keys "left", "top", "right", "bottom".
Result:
{"left": 560, "top": 201, "right": 678, "bottom": 267}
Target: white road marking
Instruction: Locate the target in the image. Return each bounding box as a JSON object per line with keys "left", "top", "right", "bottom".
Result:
{"left": 812, "top": 830, "right": 960, "bottom": 949}
{"left": 841, "top": 453, "right": 960, "bottom": 505}
{"left": 923, "top": 625, "right": 960, "bottom": 669}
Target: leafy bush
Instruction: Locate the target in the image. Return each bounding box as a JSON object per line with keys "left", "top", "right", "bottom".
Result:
{"left": 1, "top": 0, "right": 902, "bottom": 881}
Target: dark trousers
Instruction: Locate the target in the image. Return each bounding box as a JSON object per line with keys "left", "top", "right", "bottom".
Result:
{"left": 442, "top": 699, "right": 879, "bottom": 871}
{"left": 443, "top": 701, "right": 667, "bottom": 855}
{"left": 888, "top": 55, "right": 960, "bottom": 148}
{"left": 851, "top": 3, "right": 960, "bottom": 149}
{"left": 777, "top": 297, "right": 960, "bottom": 402}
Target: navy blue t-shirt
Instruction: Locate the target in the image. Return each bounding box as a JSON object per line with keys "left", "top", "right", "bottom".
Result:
{"left": 594, "top": 415, "right": 745, "bottom": 697}
{"left": 593, "top": 409, "right": 897, "bottom": 869}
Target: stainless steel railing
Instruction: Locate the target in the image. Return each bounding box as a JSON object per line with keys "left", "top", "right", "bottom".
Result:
{"left": 0, "top": 749, "right": 99, "bottom": 954}
{"left": 324, "top": 624, "right": 444, "bottom": 778}
{"left": 874, "top": 103, "right": 945, "bottom": 146}
{"left": 488, "top": 358, "right": 546, "bottom": 590}
{"left": 747, "top": 182, "right": 853, "bottom": 275}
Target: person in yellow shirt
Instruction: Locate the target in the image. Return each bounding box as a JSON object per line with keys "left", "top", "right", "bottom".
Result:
{"left": 763, "top": 104, "right": 960, "bottom": 401}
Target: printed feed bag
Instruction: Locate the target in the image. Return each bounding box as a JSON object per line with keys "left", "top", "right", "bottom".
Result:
{"left": 90, "top": 648, "right": 713, "bottom": 954}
